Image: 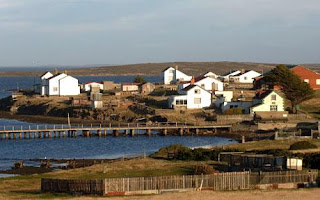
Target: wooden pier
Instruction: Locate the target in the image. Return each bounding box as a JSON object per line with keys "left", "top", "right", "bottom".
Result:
{"left": 0, "top": 123, "right": 232, "bottom": 140}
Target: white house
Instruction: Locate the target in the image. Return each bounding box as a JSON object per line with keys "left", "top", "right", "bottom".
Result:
{"left": 163, "top": 66, "right": 192, "bottom": 85}
{"left": 178, "top": 76, "right": 224, "bottom": 93}
{"left": 168, "top": 85, "right": 212, "bottom": 109}
{"left": 35, "top": 71, "right": 54, "bottom": 94}
{"left": 121, "top": 83, "right": 140, "bottom": 92}
{"left": 42, "top": 73, "right": 80, "bottom": 96}
{"left": 203, "top": 71, "right": 219, "bottom": 79}
{"left": 221, "top": 70, "right": 241, "bottom": 82}
{"left": 250, "top": 90, "right": 284, "bottom": 113}
{"left": 229, "top": 70, "right": 261, "bottom": 83}
{"left": 83, "top": 82, "right": 103, "bottom": 92}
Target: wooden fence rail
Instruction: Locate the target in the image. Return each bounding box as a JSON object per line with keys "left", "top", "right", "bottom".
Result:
{"left": 41, "top": 170, "right": 318, "bottom": 196}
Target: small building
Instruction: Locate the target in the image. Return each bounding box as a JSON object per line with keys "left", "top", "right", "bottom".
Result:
{"left": 229, "top": 70, "right": 261, "bottom": 83}
{"left": 103, "top": 81, "right": 115, "bottom": 91}
{"left": 41, "top": 73, "right": 80, "bottom": 96}
{"left": 178, "top": 76, "right": 224, "bottom": 92}
{"left": 219, "top": 152, "right": 303, "bottom": 171}
{"left": 250, "top": 90, "right": 285, "bottom": 113}
{"left": 83, "top": 82, "right": 103, "bottom": 92}
{"left": 139, "top": 82, "right": 155, "bottom": 95}
{"left": 218, "top": 100, "right": 253, "bottom": 114}
{"left": 121, "top": 83, "right": 140, "bottom": 92}
{"left": 168, "top": 85, "right": 212, "bottom": 109}
{"left": 163, "top": 66, "right": 192, "bottom": 85}
{"left": 291, "top": 66, "right": 320, "bottom": 90}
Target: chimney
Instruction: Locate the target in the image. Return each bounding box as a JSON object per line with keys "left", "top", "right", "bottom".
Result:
{"left": 241, "top": 69, "right": 245, "bottom": 74}
{"left": 190, "top": 76, "right": 195, "bottom": 84}
{"left": 175, "top": 65, "right": 179, "bottom": 70}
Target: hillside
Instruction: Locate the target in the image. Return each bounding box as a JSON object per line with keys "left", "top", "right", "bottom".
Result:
{"left": 0, "top": 62, "right": 319, "bottom": 77}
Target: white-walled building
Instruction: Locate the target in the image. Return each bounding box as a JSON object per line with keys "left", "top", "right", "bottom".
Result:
{"left": 40, "top": 73, "right": 80, "bottom": 96}
{"left": 221, "top": 70, "right": 241, "bottom": 82}
{"left": 121, "top": 83, "right": 140, "bottom": 92}
{"left": 250, "top": 90, "right": 285, "bottom": 113}
{"left": 36, "top": 71, "right": 54, "bottom": 95}
{"left": 163, "top": 66, "right": 192, "bottom": 85}
{"left": 178, "top": 76, "right": 224, "bottom": 93}
{"left": 215, "top": 90, "right": 285, "bottom": 114}
{"left": 83, "top": 82, "right": 103, "bottom": 92}
{"left": 168, "top": 85, "right": 212, "bottom": 109}
{"left": 229, "top": 70, "right": 261, "bottom": 83}
{"left": 203, "top": 71, "right": 219, "bottom": 79}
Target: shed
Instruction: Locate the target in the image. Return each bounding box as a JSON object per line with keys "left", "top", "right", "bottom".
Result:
{"left": 139, "top": 82, "right": 155, "bottom": 94}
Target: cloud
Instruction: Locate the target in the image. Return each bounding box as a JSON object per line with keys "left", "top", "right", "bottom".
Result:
{"left": 0, "top": 0, "right": 23, "bottom": 8}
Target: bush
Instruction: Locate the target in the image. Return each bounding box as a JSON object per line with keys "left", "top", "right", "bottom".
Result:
{"left": 194, "top": 164, "right": 216, "bottom": 175}
{"left": 224, "top": 107, "right": 244, "bottom": 115}
{"left": 193, "top": 148, "right": 212, "bottom": 161}
{"left": 289, "top": 141, "right": 317, "bottom": 150}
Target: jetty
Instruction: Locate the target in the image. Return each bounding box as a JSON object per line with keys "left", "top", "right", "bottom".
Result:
{"left": 0, "top": 123, "right": 231, "bottom": 140}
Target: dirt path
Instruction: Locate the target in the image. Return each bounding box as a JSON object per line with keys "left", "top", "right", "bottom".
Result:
{"left": 46, "top": 188, "right": 320, "bottom": 200}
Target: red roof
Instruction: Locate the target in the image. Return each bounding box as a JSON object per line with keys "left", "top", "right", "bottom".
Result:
{"left": 291, "top": 66, "right": 320, "bottom": 90}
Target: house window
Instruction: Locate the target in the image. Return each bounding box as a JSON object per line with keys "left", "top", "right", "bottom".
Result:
{"left": 244, "top": 77, "right": 247, "bottom": 80}
{"left": 53, "top": 87, "right": 58, "bottom": 92}
{"left": 304, "top": 79, "right": 309, "bottom": 83}
{"left": 316, "top": 79, "right": 320, "bottom": 85}
{"left": 201, "top": 84, "right": 205, "bottom": 88}
{"left": 270, "top": 105, "right": 278, "bottom": 111}
{"left": 271, "top": 95, "right": 276, "bottom": 101}
{"left": 194, "top": 89, "right": 200, "bottom": 94}
{"left": 176, "top": 100, "right": 187, "bottom": 105}
{"left": 168, "top": 69, "right": 174, "bottom": 73}
{"left": 194, "top": 98, "right": 201, "bottom": 104}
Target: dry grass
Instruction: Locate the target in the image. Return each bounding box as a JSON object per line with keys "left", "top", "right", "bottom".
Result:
{"left": 0, "top": 158, "right": 206, "bottom": 199}
{"left": 227, "top": 139, "right": 320, "bottom": 151}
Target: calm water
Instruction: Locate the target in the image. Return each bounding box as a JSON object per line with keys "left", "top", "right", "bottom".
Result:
{"left": 0, "top": 75, "right": 162, "bottom": 98}
{"left": 0, "top": 118, "right": 237, "bottom": 170}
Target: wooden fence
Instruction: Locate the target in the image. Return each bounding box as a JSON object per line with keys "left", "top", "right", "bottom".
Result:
{"left": 41, "top": 170, "right": 318, "bottom": 196}
{"left": 250, "top": 170, "right": 318, "bottom": 185}
{"left": 105, "top": 172, "right": 250, "bottom": 193}
{"left": 41, "top": 179, "right": 104, "bottom": 195}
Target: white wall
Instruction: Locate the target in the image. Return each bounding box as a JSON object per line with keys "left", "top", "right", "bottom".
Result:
{"left": 169, "top": 86, "right": 211, "bottom": 109}
{"left": 215, "top": 91, "right": 233, "bottom": 102}
{"left": 178, "top": 77, "right": 224, "bottom": 93}
{"left": 84, "top": 82, "right": 103, "bottom": 92}
{"left": 163, "top": 67, "right": 175, "bottom": 84}
{"left": 48, "top": 74, "right": 68, "bottom": 95}
{"left": 251, "top": 91, "right": 284, "bottom": 113}
{"left": 175, "top": 70, "right": 192, "bottom": 83}
{"left": 185, "top": 86, "right": 211, "bottom": 109}
{"left": 59, "top": 76, "right": 80, "bottom": 96}
{"left": 220, "top": 101, "right": 253, "bottom": 114}
{"left": 238, "top": 70, "right": 261, "bottom": 83}
{"left": 122, "top": 84, "right": 139, "bottom": 91}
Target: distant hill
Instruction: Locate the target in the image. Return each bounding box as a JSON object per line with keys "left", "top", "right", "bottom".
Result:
{"left": 66, "top": 61, "right": 278, "bottom": 76}
{"left": 0, "top": 62, "right": 319, "bottom": 77}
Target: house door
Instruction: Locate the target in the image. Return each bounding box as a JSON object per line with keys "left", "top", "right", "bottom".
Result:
{"left": 212, "top": 83, "right": 216, "bottom": 91}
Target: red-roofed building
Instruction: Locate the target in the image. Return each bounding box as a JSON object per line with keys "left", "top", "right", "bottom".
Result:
{"left": 291, "top": 66, "right": 320, "bottom": 90}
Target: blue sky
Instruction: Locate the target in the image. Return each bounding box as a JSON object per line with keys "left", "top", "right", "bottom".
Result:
{"left": 1, "top": 0, "right": 320, "bottom": 66}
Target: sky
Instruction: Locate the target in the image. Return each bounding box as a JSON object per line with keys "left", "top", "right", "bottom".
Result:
{"left": 1, "top": 0, "right": 320, "bottom": 67}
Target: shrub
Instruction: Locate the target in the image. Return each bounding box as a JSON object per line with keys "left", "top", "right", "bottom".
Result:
{"left": 289, "top": 141, "right": 317, "bottom": 150}
{"left": 194, "top": 164, "right": 216, "bottom": 175}
{"left": 193, "top": 148, "right": 212, "bottom": 161}
{"left": 224, "top": 107, "right": 244, "bottom": 115}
